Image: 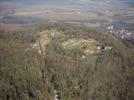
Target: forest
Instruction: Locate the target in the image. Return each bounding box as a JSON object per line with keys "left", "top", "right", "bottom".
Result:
{"left": 0, "top": 23, "right": 134, "bottom": 100}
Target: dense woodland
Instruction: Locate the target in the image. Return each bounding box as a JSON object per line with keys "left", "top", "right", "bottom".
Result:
{"left": 0, "top": 24, "right": 134, "bottom": 100}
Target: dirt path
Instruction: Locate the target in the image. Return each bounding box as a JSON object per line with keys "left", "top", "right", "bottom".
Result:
{"left": 32, "top": 29, "right": 64, "bottom": 56}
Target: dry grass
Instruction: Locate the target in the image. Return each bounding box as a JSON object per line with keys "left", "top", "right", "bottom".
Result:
{"left": 61, "top": 38, "right": 100, "bottom": 55}
{"left": 32, "top": 29, "right": 64, "bottom": 55}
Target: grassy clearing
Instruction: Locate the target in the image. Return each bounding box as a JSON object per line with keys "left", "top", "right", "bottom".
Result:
{"left": 61, "top": 38, "right": 100, "bottom": 55}
{"left": 32, "top": 29, "right": 64, "bottom": 55}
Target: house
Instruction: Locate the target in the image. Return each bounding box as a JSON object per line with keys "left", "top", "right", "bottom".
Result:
{"left": 107, "top": 26, "right": 114, "bottom": 30}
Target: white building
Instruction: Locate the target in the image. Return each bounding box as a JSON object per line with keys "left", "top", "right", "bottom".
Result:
{"left": 107, "top": 26, "right": 114, "bottom": 30}
{"left": 104, "top": 46, "right": 112, "bottom": 50}
{"left": 54, "top": 90, "right": 60, "bottom": 100}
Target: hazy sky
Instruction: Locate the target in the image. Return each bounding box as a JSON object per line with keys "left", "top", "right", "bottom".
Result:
{"left": 0, "top": 0, "right": 132, "bottom": 3}
{"left": 0, "top": 0, "right": 134, "bottom": 6}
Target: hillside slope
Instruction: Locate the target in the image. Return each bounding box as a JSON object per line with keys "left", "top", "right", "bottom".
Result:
{"left": 0, "top": 24, "right": 134, "bottom": 100}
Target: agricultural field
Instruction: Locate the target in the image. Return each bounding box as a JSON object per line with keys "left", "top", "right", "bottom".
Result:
{"left": 0, "top": 0, "right": 134, "bottom": 29}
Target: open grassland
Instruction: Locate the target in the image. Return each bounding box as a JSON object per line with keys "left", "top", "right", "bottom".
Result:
{"left": 61, "top": 38, "right": 100, "bottom": 55}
